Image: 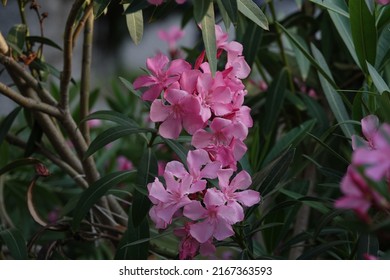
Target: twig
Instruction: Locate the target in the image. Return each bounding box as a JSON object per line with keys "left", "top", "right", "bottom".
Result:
{"left": 72, "top": 3, "right": 94, "bottom": 49}
{"left": 0, "top": 52, "right": 57, "bottom": 106}
{"left": 0, "top": 82, "right": 61, "bottom": 118}
{"left": 80, "top": 13, "right": 94, "bottom": 144}
{"left": 60, "top": 0, "right": 87, "bottom": 111}
{"left": 5, "top": 134, "right": 89, "bottom": 189}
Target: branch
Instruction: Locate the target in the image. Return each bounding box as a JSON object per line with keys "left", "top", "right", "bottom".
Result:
{"left": 0, "top": 82, "right": 61, "bottom": 118}
{"left": 80, "top": 13, "right": 94, "bottom": 144}
{"left": 6, "top": 134, "right": 89, "bottom": 189}
{"left": 60, "top": 0, "right": 87, "bottom": 111}
{"left": 72, "top": 3, "right": 94, "bottom": 48}
{"left": 0, "top": 52, "right": 57, "bottom": 106}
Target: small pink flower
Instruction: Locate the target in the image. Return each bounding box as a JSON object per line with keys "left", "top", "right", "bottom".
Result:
{"left": 376, "top": 0, "right": 390, "bottom": 5}
{"left": 87, "top": 119, "right": 102, "bottom": 128}
{"left": 183, "top": 188, "right": 241, "bottom": 243}
{"left": 150, "top": 88, "right": 204, "bottom": 139}
{"left": 133, "top": 53, "right": 191, "bottom": 101}
{"left": 117, "top": 156, "right": 134, "bottom": 171}
{"left": 158, "top": 26, "right": 185, "bottom": 51}
{"left": 352, "top": 115, "right": 379, "bottom": 150}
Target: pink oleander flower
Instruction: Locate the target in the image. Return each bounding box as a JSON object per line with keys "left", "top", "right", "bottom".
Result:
{"left": 174, "top": 222, "right": 215, "bottom": 260}
{"left": 133, "top": 53, "right": 191, "bottom": 101}
{"left": 150, "top": 88, "right": 204, "bottom": 139}
{"left": 217, "top": 169, "right": 260, "bottom": 221}
{"left": 148, "top": 172, "right": 204, "bottom": 229}
{"left": 117, "top": 156, "right": 134, "bottom": 171}
{"left": 87, "top": 119, "right": 102, "bottom": 128}
{"left": 183, "top": 188, "right": 242, "bottom": 243}
{"left": 352, "top": 115, "right": 379, "bottom": 150}
{"left": 165, "top": 149, "right": 221, "bottom": 183}
{"left": 353, "top": 123, "right": 390, "bottom": 181}
{"left": 376, "top": 0, "right": 390, "bottom": 5}
{"left": 335, "top": 166, "right": 389, "bottom": 222}
{"left": 158, "top": 26, "right": 185, "bottom": 51}
{"left": 192, "top": 117, "right": 248, "bottom": 149}
{"left": 157, "top": 160, "right": 167, "bottom": 176}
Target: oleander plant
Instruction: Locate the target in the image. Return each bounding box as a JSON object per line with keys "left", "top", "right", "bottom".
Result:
{"left": 0, "top": 0, "right": 390, "bottom": 260}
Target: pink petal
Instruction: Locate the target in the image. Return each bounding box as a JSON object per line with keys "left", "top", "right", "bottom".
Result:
{"left": 235, "top": 190, "right": 260, "bottom": 207}
{"left": 142, "top": 84, "right": 164, "bottom": 101}
{"left": 180, "top": 70, "right": 201, "bottom": 94}
{"left": 204, "top": 188, "right": 225, "bottom": 207}
{"left": 183, "top": 201, "right": 208, "bottom": 220}
{"left": 187, "top": 149, "right": 210, "bottom": 172}
{"left": 133, "top": 75, "right": 157, "bottom": 89}
{"left": 200, "top": 161, "right": 222, "bottom": 179}
{"left": 150, "top": 99, "right": 170, "bottom": 122}
{"left": 148, "top": 178, "right": 170, "bottom": 203}
{"left": 165, "top": 89, "right": 188, "bottom": 105}
{"left": 189, "top": 220, "right": 214, "bottom": 243}
{"left": 213, "top": 220, "right": 234, "bottom": 241}
{"left": 192, "top": 130, "right": 213, "bottom": 148}
{"left": 361, "top": 115, "right": 379, "bottom": 143}
{"left": 230, "top": 170, "right": 252, "bottom": 190}
{"left": 167, "top": 59, "right": 191, "bottom": 76}
{"left": 191, "top": 180, "right": 207, "bottom": 193}
{"left": 159, "top": 116, "right": 182, "bottom": 139}
{"left": 217, "top": 169, "right": 234, "bottom": 189}
{"left": 199, "top": 241, "right": 216, "bottom": 256}
{"left": 165, "top": 160, "right": 188, "bottom": 178}
{"left": 146, "top": 53, "right": 169, "bottom": 76}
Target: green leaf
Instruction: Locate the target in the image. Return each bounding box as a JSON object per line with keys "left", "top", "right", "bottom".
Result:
{"left": 132, "top": 148, "right": 158, "bottom": 227}
{"left": 220, "top": 0, "right": 238, "bottom": 24}
{"left": 253, "top": 149, "right": 295, "bottom": 197}
{"left": 237, "top": 0, "right": 268, "bottom": 30}
{"left": 324, "top": 0, "right": 360, "bottom": 67}
{"left": 0, "top": 107, "right": 22, "bottom": 148}
{"left": 193, "top": 0, "right": 211, "bottom": 23}
{"left": 2, "top": 0, "right": 7, "bottom": 7}
{"left": 123, "top": 0, "right": 149, "bottom": 14}
{"left": 367, "top": 62, "right": 390, "bottom": 94}
{"left": 82, "top": 110, "right": 139, "bottom": 127}
{"left": 375, "top": 23, "right": 390, "bottom": 70}
{"left": 301, "top": 94, "right": 329, "bottom": 136}
{"left": 216, "top": 0, "right": 231, "bottom": 28}
{"left": 124, "top": 5, "right": 143, "bottom": 45}
{"left": 242, "top": 20, "right": 263, "bottom": 67}
{"left": 349, "top": 0, "right": 377, "bottom": 73}
{"left": 290, "top": 34, "right": 310, "bottom": 81}
{"left": 311, "top": 43, "right": 355, "bottom": 138}
{"left": 71, "top": 170, "right": 135, "bottom": 230}
{"left": 85, "top": 126, "right": 154, "bottom": 158}
{"left": 262, "top": 68, "right": 288, "bottom": 137}
{"left": 93, "top": 0, "right": 111, "bottom": 18}
{"left": 278, "top": 23, "right": 338, "bottom": 89}
{"left": 162, "top": 138, "right": 189, "bottom": 165}
{"left": 263, "top": 119, "right": 316, "bottom": 166}
{"left": 200, "top": 2, "right": 217, "bottom": 76}
{"left": 7, "top": 24, "right": 27, "bottom": 51}
{"left": 115, "top": 210, "right": 149, "bottom": 260}
{"left": 310, "top": 0, "right": 349, "bottom": 18}
{"left": 297, "top": 240, "right": 351, "bottom": 259}
{"left": 24, "top": 121, "right": 43, "bottom": 157}
{"left": 0, "top": 228, "right": 28, "bottom": 260}
{"left": 118, "top": 76, "right": 143, "bottom": 99}
{"left": 26, "top": 36, "right": 62, "bottom": 51}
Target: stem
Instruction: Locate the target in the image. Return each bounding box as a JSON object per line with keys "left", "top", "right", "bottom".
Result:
{"left": 0, "top": 82, "right": 61, "bottom": 118}
{"left": 72, "top": 3, "right": 94, "bottom": 48}
{"left": 60, "top": 0, "right": 87, "bottom": 111}
{"left": 80, "top": 13, "right": 94, "bottom": 144}
{"left": 268, "top": 1, "right": 295, "bottom": 94}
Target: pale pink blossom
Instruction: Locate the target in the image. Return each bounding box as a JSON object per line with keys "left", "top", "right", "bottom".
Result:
{"left": 352, "top": 115, "right": 380, "bottom": 150}
{"left": 376, "top": 0, "right": 390, "bottom": 5}
{"left": 158, "top": 26, "right": 185, "bottom": 51}
{"left": 87, "top": 119, "right": 102, "bottom": 128}
{"left": 150, "top": 88, "right": 204, "bottom": 139}
{"left": 183, "top": 188, "right": 241, "bottom": 243}
{"left": 133, "top": 53, "right": 191, "bottom": 101}
{"left": 335, "top": 166, "right": 389, "bottom": 222}
{"left": 217, "top": 169, "right": 260, "bottom": 221}
{"left": 117, "top": 156, "right": 134, "bottom": 171}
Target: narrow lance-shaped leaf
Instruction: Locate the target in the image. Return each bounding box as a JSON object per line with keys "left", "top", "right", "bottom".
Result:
{"left": 356, "top": 233, "right": 379, "bottom": 259}
{"left": 349, "top": 0, "right": 377, "bottom": 73}
{"left": 85, "top": 126, "right": 154, "bottom": 158}
{"left": 71, "top": 171, "right": 135, "bottom": 230}
{"left": 0, "top": 107, "right": 22, "bottom": 147}
{"left": 93, "top": 0, "right": 111, "bottom": 18}
{"left": 82, "top": 110, "right": 139, "bottom": 127}
{"left": 201, "top": 1, "right": 217, "bottom": 76}
{"left": 367, "top": 62, "right": 390, "bottom": 94}
{"left": 242, "top": 20, "right": 263, "bottom": 67}
{"left": 0, "top": 229, "right": 28, "bottom": 260}
{"left": 311, "top": 43, "right": 355, "bottom": 138}
{"left": 237, "top": 0, "right": 268, "bottom": 30}
{"left": 310, "top": 0, "right": 349, "bottom": 18}
{"left": 26, "top": 36, "right": 62, "bottom": 51}
{"left": 6, "top": 24, "right": 27, "bottom": 51}
{"left": 132, "top": 148, "right": 158, "bottom": 227}
{"left": 216, "top": 0, "right": 231, "bottom": 28}
{"left": 193, "top": 0, "right": 211, "bottom": 23}
{"left": 220, "top": 0, "right": 238, "bottom": 24}
{"left": 124, "top": 4, "right": 143, "bottom": 45}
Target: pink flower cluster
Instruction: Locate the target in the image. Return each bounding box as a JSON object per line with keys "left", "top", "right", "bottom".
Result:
{"left": 134, "top": 25, "right": 260, "bottom": 259}
{"left": 335, "top": 115, "right": 390, "bottom": 222}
